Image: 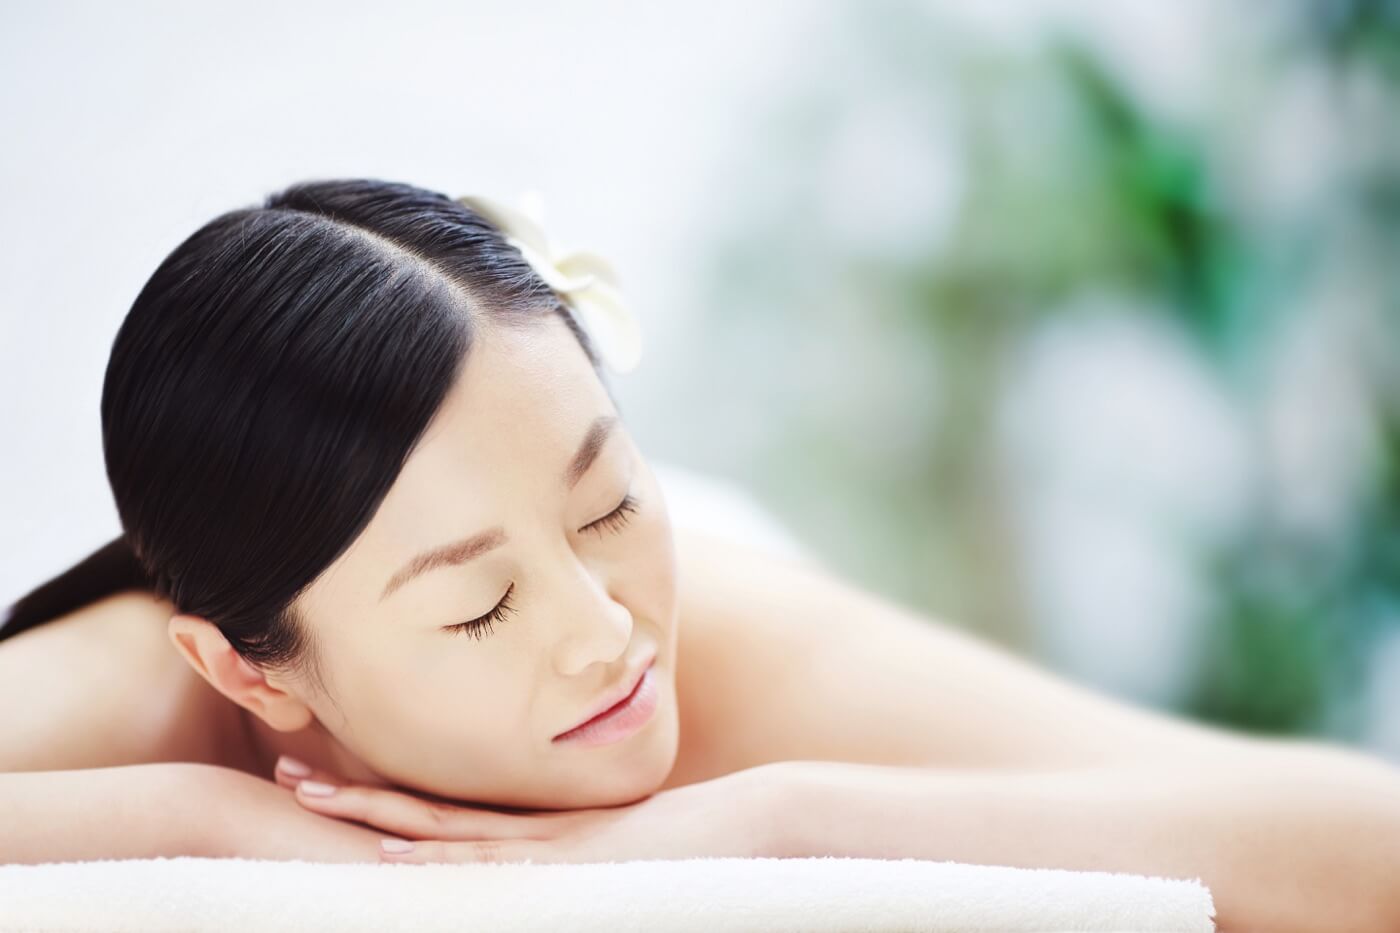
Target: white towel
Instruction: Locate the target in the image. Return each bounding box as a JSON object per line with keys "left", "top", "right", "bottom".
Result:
{"left": 0, "top": 464, "right": 1216, "bottom": 931}
{"left": 0, "top": 855, "right": 1216, "bottom": 932}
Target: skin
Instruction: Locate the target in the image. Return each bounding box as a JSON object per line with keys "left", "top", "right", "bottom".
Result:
{"left": 167, "top": 313, "right": 684, "bottom": 812}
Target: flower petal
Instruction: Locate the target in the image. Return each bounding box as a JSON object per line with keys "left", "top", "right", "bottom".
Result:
{"left": 552, "top": 249, "right": 621, "bottom": 289}
{"left": 570, "top": 280, "right": 643, "bottom": 374}
{"left": 507, "top": 236, "right": 597, "bottom": 294}
{"left": 455, "top": 194, "right": 554, "bottom": 260}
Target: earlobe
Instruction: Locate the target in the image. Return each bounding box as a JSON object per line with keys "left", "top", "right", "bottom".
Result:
{"left": 166, "top": 613, "right": 315, "bottom": 732}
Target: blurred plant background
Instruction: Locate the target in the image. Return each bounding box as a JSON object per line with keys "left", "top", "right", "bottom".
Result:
{"left": 659, "top": 0, "right": 1400, "bottom": 757}
{"left": 3, "top": 0, "right": 1396, "bottom": 762}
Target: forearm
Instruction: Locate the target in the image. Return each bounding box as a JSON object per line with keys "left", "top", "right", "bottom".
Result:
{"left": 0, "top": 763, "right": 201, "bottom": 863}
{"left": 775, "top": 747, "right": 1400, "bottom": 933}
{"left": 1, "top": 762, "right": 382, "bottom": 865}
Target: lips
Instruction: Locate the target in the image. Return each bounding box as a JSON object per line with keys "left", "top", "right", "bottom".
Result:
{"left": 555, "top": 648, "right": 657, "bottom": 739}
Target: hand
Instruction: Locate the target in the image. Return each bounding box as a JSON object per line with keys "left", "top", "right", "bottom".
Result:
{"left": 273, "top": 755, "right": 788, "bottom": 864}
{"left": 179, "top": 762, "right": 384, "bottom": 863}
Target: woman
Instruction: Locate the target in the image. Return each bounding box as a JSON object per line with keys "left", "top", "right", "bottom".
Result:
{"left": 3, "top": 178, "right": 1398, "bottom": 931}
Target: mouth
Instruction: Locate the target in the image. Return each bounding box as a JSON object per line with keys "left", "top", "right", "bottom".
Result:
{"left": 552, "top": 654, "right": 659, "bottom": 746}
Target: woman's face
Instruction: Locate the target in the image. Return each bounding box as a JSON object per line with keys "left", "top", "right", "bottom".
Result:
{"left": 291, "top": 314, "right": 681, "bottom": 810}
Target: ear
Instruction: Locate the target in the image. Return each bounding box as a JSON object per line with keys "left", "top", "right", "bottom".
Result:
{"left": 166, "top": 613, "right": 315, "bottom": 732}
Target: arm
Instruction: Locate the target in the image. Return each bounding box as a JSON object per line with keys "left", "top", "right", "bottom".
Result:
{"left": 1, "top": 763, "right": 201, "bottom": 863}
{"left": 771, "top": 742, "right": 1400, "bottom": 933}
{"left": 1, "top": 762, "right": 382, "bottom": 864}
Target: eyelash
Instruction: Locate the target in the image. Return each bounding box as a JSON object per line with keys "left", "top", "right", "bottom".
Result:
{"left": 442, "top": 493, "right": 641, "bottom": 640}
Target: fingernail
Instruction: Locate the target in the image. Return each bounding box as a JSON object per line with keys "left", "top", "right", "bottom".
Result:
{"left": 299, "top": 779, "right": 337, "bottom": 797}
{"left": 380, "top": 838, "right": 415, "bottom": 854}
{"left": 277, "top": 755, "right": 311, "bottom": 777}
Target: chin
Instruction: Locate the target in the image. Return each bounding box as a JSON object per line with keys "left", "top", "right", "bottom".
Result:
{"left": 546, "top": 702, "right": 681, "bottom": 809}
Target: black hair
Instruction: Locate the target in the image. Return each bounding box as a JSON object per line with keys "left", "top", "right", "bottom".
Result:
{"left": 0, "top": 178, "right": 609, "bottom": 695}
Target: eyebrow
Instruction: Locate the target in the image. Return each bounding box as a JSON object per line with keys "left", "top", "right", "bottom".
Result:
{"left": 378, "top": 414, "right": 619, "bottom": 603}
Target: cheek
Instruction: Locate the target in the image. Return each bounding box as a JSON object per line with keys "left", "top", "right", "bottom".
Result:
{"left": 341, "top": 656, "right": 535, "bottom": 786}
{"left": 334, "top": 633, "right": 521, "bottom": 738}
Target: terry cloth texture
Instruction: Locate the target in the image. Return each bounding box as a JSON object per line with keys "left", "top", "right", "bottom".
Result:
{"left": 0, "top": 855, "right": 1216, "bottom": 932}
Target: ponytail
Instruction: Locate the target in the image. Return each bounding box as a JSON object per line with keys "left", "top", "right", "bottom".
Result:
{"left": 0, "top": 535, "right": 155, "bottom": 644}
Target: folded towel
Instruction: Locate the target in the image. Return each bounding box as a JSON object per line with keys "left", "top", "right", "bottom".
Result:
{"left": 0, "top": 854, "right": 1216, "bottom": 932}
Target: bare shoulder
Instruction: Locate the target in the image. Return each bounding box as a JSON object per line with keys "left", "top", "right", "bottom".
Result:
{"left": 4, "top": 588, "right": 174, "bottom": 649}
{"left": 0, "top": 589, "right": 228, "bottom": 772}
{"left": 0, "top": 588, "right": 175, "bottom": 679}
{"left": 666, "top": 525, "right": 1250, "bottom": 786}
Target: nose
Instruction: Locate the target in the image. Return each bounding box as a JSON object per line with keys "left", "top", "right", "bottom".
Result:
{"left": 551, "top": 553, "right": 634, "bottom": 677}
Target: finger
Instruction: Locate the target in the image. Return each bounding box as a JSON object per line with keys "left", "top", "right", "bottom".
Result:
{"left": 378, "top": 836, "right": 574, "bottom": 865}
{"left": 274, "top": 755, "right": 344, "bottom": 790}
{"left": 293, "top": 782, "right": 562, "bottom": 842}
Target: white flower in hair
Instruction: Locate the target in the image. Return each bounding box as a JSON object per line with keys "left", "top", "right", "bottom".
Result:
{"left": 455, "top": 189, "right": 643, "bottom": 375}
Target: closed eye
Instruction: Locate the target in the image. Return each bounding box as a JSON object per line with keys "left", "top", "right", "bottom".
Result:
{"left": 442, "top": 492, "right": 641, "bottom": 639}
{"left": 582, "top": 492, "right": 640, "bottom": 537}
{"left": 444, "top": 582, "right": 518, "bottom": 640}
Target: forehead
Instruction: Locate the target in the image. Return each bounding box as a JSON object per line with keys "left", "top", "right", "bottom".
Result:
{"left": 413, "top": 315, "right": 609, "bottom": 467}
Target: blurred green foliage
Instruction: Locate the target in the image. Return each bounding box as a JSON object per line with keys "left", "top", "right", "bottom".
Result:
{"left": 693, "top": 0, "right": 1400, "bottom": 746}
